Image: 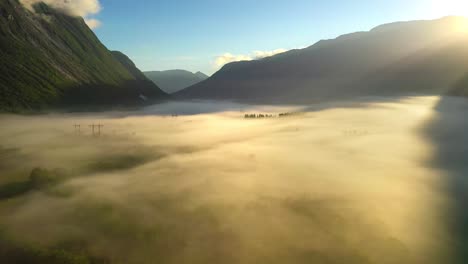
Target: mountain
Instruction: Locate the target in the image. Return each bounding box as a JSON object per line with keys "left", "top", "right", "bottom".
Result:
{"left": 451, "top": 73, "right": 468, "bottom": 97}
{"left": 176, "top": 17, "right": 468, "bottom": 103}
{"left": 0, "top": 0, "right": 167, "bottom": 111}
{"left": 195, "top": 71, "right": 209, "bottom": 80}
{"left": 144, "top": 70, "right": 208, "bottom": 94}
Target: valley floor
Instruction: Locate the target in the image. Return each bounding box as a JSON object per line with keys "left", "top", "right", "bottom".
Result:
{"left": 0, "top": 96, "right": 467, "bottom": 264}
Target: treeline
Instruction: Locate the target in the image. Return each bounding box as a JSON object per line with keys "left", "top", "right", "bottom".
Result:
{"left": 244, "top": 114, "right": 275, "bottom": 119}
{"left": 244, "top": 112, "right": 301, "bottom": 119}
{"left": 0, "top": 232, "right": 110, "bottom": 264}
{"left": 0, "top": 168, "right": 70, "bottom": 200}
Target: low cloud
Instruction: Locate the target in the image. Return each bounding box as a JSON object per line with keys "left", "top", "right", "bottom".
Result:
{"left": 0, "top": 97, "right": 453, "bottom": 263}
{"left": 214, "top": 48, "right": 288, "bottom": 68}
{"left": 85, "top": 18, "right": 101, "bottom": 29}
{"left": 20, "top": 0, "right": 102, "bottom": 29}
{"left": 252, "top": 49, "right": 288, "bottom": 59}
{"left": 214, "top": 53, "right": 253, "bottom": 68}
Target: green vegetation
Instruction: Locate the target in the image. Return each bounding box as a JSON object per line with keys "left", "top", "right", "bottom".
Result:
{"left": 29, "top": 168, "right": 68, "bottom": 188}
{"left": 0, "top": 0, "right": 166, "bottom": 111}
{"left": 0, "top": 150, "right": 154, "bottom": 200}
{"left": 244, "top": 113, "right": 275, "bottom": 118}
{"left": 1, "top": 99, "right": 467, "bottom": 263}
{"left": 87, "top": 154, "right": 151, "bottom": 173}
{"left": 0, "top": 167, "right": 69, "bottom": 200}
{"left": 244, "top": 112, "right": 301, "bottom": 118}
{"left": 450, "top": 74, "right": 468, "bottom": 97}
{"left": 0, "top": 131, "right": 157, "bottom": 201}
{"left": 0, "top": 230, "right": 109, "bottom": 264}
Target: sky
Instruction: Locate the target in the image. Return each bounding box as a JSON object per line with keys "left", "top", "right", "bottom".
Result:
{"left": 84, "top": 0, "right": 468, "bottom": 75}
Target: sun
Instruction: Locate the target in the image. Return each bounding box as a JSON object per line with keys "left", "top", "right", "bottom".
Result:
{"left": 452, "top": 17, "right": 468, "bottom": 33}
{"left": 430, "top": 0, "right": 468, "bottom": 17}
{"left": 426, "top": 0, "right": 468, "bottom": 32}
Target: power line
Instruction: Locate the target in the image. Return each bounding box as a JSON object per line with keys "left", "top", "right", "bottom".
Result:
{"left": 89, "top": 123, "right": 104, "bottom": 136}
{"left": 74, "top": 124, "right": 81, "bottom": 135}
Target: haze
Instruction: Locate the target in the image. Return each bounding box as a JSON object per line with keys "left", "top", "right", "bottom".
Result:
{"left": 3, "top": 0, "right": 468, "bottom": 263}
{"left": 1, "top": 97, "right": 467, "bottom": 263}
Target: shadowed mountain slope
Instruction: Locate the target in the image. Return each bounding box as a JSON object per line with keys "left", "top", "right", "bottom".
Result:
{"left": 176, "top": 17, "right": 468, "bottom": 103}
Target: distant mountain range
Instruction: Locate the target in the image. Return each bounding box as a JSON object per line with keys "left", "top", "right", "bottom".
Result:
{"left": 144, "top": 70, "right": 208, "bottom": 94}
{"left": 176, "top": 16, "right": 468, "bottom": 103}
{"left": 0, "top": 0, "right": 166, "bottom": 111}
{"left": 3, "top": 1, "right": 468, "bottom": 112}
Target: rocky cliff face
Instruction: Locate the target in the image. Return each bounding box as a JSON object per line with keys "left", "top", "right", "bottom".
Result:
{"left": 0, "top": 0, "right": 166, "bottom": 111}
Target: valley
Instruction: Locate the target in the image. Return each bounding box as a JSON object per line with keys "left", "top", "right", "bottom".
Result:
{"left": 1, "top": 97, "right": 467, "bottom": 263}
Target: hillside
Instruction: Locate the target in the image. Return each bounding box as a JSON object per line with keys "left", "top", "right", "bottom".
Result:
{"left": 144, "top": 70, "right": 208, "bottom": 94}
{"left": 450, "top": 73, "right": 468, "bottom": 97}
{"left": 0, "top": 0, "right": 167, "bottom": 111}
{"left": 176, "top": 17, "right": 468, "bottom": 103}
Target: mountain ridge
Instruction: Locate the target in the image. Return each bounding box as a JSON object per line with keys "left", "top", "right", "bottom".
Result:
{"left": 0, "top": 0, "right": 167, "bottom": 111}
{"left": 144, "top": 69, "right": 208, "bottom": 94}
{"left": 176, "top": 16, "right": 468, "bottom": 103}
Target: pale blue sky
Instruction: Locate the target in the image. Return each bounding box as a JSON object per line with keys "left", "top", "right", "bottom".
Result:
{"left": 90, "top": 0, "right": 468, "bottom": 75}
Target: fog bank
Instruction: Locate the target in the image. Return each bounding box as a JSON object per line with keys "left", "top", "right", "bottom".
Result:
{"left": 0, "top": 97, "right": 466, "bottom": 263}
